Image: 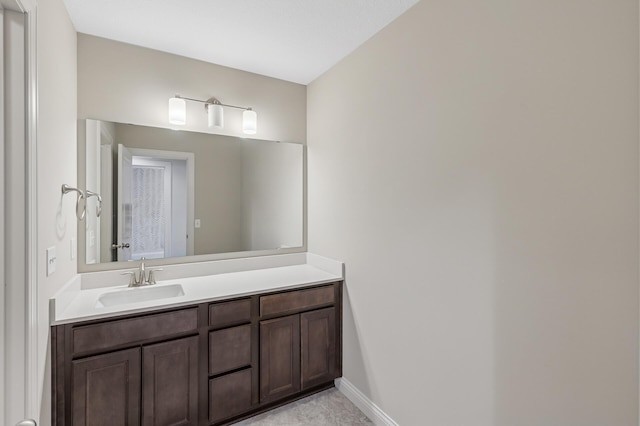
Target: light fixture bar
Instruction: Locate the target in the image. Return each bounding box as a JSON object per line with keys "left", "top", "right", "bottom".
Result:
{"left": 174, "top": 94, "right": 252, "bottom": 111}
{"left": 170, "top": 94, "right": 258, "bottom": 134}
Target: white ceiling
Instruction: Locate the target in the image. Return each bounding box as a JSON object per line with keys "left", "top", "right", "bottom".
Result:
{"left": 62, "top": 0, "right": 420, "bottom": 85}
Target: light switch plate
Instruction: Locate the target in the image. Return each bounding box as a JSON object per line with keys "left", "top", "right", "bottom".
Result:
{"left": 46, "top": 246, "right": 57, "bottom": 276}
{"left": 195, "top": 219, "right": 201, "bottom": 228}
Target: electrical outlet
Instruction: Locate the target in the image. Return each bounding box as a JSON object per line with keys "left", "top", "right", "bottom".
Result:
{"left": 46, "top": 246, "right": 57, "bottom": 276}
{"left": 195, "top": 219, "right": 201, "bottom": 228}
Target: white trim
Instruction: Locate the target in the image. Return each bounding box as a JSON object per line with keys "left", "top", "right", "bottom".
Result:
{"left": 0, "top": 7, "right": 5, "bottom": 423}
{"left": 2, "top": 4, "right": 37, "bottom": 425}
{"left": 335, "top": 378, "right": 399, "bottom": 426}
{"left": 4, "top": 9, "right": 27, "bottom": 425}
{"left": 24, "top": 4, "right": 38, "bottom": 422}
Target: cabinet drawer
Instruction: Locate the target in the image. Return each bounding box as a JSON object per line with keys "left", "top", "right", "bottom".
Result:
{"left": 209, "top": 324, "right": 252, "bottom": 375}
{"left": 72, "top": 308, "right": 198, "bottom": 355}
{"left": 209, "top": 298, "right": 251, "bottom": 329}
{"left": 209, "top": 369, "right": 252, "bottom": 423}
{"left": 260, "top": 285, "right": 335, "bottom": 318}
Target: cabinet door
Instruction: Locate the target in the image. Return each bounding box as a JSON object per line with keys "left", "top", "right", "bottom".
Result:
{"left": 260, "top": 314, "right": 300, "bottom": 403}
{"left": 301, "top": 307, "right": 336, "bottom": 389}
{"left": 142, "top": 336, "right": 199, "bottom": 426}
{"left": 72, "top": 348, "right": 141, "bottom": 426}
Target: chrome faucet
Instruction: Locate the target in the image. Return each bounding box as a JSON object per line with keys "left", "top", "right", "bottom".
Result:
{"left": 139, "top": 257, "right": 147, "bottom": 284}
{"left": 122, "top": 257, "right": 163, "bottom": 287}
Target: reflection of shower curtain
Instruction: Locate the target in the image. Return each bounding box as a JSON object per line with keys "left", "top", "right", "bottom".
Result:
{"left": 131, "top": 166, "right": 165, "bottom": 258}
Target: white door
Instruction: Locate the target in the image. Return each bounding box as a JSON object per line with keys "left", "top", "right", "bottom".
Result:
{"left": 117, "top": 144, "right": 133, "bottom": 261}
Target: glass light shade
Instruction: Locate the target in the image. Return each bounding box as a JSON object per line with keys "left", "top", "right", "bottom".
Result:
{"left": 242, "top": 109, "right": 257, "bottom": 135}
{"left": 208, "top": 103, "right": 224, "bottom": 128}
{"left": 168, "top": 97, "right": 186, "bottom": 125}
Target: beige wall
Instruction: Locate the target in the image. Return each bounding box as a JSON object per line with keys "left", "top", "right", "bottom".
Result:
{"left": 78, "top": 34, "right": 306, "bottom": 143}
{"left": 308, "top": 1, "right": 639, "bottom": 425}
{"left": 36, "top": 0, "right": 78, "bottom": 421}
{"left": 114, "top": 123, "right": 244, "bottom": 255}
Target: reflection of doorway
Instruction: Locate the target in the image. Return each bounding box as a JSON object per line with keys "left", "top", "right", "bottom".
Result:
{"left": 131, "top": 157, "right": 176, "bottom": 259}
{"left": 116, "top": 145, "right": 195, "bottom": 261}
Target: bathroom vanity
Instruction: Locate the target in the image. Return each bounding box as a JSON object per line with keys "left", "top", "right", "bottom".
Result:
{"left": 50, "top": 255, "right": 343, "bottom": 425}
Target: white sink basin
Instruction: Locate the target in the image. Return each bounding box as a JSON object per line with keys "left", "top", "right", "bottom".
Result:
{"left": 95, "top": 284, "right": 185, "bottom": 308}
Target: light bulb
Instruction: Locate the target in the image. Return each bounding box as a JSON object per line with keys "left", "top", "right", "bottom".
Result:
{"left": 208, "top": 103, "right": 224, "bottom": 128}
{"left": 168, "top": 97, "right": 186, "bottom": 125}
{"left": 242, "top": 109, "right": 257, "bottom": 135}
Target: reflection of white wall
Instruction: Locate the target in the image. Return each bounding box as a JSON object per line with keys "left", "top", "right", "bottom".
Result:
{"left": 84, "top": 119, "right": 115, "bottom": 264}
{"left": 84, "top": 120, "right": 99, "bottom": 264}
{"left": 241, "top": 141, "right": 303, "bottom": 251}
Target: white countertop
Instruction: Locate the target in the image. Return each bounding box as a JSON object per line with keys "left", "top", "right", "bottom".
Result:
{"left": 50, "top": 253, "right": 343, "bottom": 325}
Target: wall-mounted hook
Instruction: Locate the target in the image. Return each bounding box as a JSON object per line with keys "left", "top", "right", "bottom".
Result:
{"left": 86, "top": 190, "right": 102, "bottom": 217}
{"left": 61, "top": 184, "right": 86, "bottom": 220}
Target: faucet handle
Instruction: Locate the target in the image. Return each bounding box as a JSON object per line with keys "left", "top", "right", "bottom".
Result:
{"left": 121, "top": 271, "right": 139, "bottom": 287}
{"left": 146, "top": 269, "right": 163, "bottom": 285}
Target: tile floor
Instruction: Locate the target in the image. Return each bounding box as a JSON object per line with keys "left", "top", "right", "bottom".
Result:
{"left": 234, "top": 388, "right": 373, "bottom": 425}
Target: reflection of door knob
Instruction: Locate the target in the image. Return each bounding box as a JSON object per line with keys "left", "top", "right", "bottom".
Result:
{"left": 112, "top": 243, "right": 130, "bottom": 249}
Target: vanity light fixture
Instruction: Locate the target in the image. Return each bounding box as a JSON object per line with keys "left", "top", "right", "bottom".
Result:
{"left": 242, "top": 109, "right": 257, "bottom": 135}
{"left": 168, "top": 97, "right": 186, "bottom": 125}
{"left": 169, "top": 94, "right": 257, "bottom": 134}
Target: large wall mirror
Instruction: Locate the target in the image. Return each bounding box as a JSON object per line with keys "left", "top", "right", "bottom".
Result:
{"left": 78, "top": 119, "right": 304, "bottom": 271}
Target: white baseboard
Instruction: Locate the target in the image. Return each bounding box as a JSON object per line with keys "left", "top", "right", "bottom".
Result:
{"left": 335, "top": 378, "right": 399, "bottom": 426}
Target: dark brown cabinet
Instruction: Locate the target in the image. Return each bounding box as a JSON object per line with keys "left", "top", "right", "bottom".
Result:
{"left": 142, "top": 336, "right": 199, "bottom": 425}
{"left": 207, "top": 304, "right": 255, "bottom": 424}
{"left": 301, "top": 307, "right": 336, "bottom": 390}
{"left": 259, "top": 286, "right": 340, "bottom": 405}
{"left": 260, "top": 314, "right": 301, "bottom": 403}
{"left": 69, "top": 336, "right": 198, "bottom": 426}
{"left": 208, "top": 369, "right": 253, "bottom": 423}
{"left": 259, "top": 307, "right": 337, "bottom": 403}
{"left": 209, "top": 324, "right": 252, "bottom": 376}
{"left": 53, "top": 281, "right": 342, "bottom": 426}
{"left": 71, "top": 348, "right": 141, "bottom": 426}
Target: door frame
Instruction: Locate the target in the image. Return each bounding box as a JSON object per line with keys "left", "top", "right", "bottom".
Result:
{"left": 1, "top": 0, "right": 38, "bottom": 425}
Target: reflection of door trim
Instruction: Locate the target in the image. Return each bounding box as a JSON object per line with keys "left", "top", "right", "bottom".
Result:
{"left": 128, "top": 148, "right": 195, "bottom": 256}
